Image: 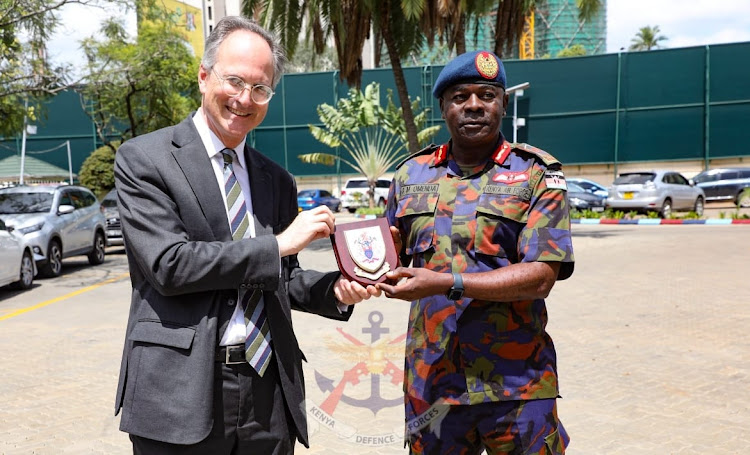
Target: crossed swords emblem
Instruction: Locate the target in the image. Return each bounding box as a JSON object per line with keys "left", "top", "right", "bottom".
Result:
{"left": 314, "top": 311, "right": 405, "bottom": 415}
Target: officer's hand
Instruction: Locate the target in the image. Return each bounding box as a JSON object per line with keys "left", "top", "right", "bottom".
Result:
{"left": 333, "top": 276, "right": 381, "bottom": 304}
{"left": 377, "top": 267, "right": 453, "bottom": 301}
{"left": 276, "top": 206, "right": 334, "bottom": 257}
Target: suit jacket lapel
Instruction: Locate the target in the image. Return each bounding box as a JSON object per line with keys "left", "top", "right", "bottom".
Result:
{"left": 245, "top": 145, "right": 274, "bottom": 236}
{"left": 171, "top": 116, "right": 232, "bottom": 241}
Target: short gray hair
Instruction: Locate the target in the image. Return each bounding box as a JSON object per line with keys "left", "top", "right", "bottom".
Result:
{"left": 201, "top": 16, "right": 287, "bottom": 89}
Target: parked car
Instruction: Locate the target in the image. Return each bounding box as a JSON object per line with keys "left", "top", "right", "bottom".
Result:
{"left": 606, "top": 170, "right": 705, "bottom": 218}
{"left": 690, "top": 167, "right": 750, "bottom": 207}
{"left": 0, "top": 184, "right": 107, "bottom": 277}
{"left": 340, "top": 178, "right": 391, "bottom": 213}
{"left": 567, "top": 182, "right": 606, "bottom": 212}
{"left": 297, "top": 189, "right": 341, "bottom": 212}
{"left": 101, "top": 189, "right": 124, "bottom": 246}
{"left": 567, "top": 177, "right": 609, "bottom": 198}
{"left": 0, "top": 217, "right": 36, "bottom": 290}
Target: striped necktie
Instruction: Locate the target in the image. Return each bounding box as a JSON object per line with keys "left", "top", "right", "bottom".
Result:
{"left": 221, "top": 149, "right": 272, "bottom": 376}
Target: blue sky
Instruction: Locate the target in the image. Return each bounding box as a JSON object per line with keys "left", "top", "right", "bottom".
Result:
{"left": 47, "top": 0, "right": 750, "bottom": 69}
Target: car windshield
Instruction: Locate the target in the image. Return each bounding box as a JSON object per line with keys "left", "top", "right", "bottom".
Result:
{"left": 613, "top": 173, "right": 655, "bottom": 185}
{"left": 0, "top": 192, "right": 54, "bottom": 214}
{"left": 101, "top": 197, "right": 117, "bottom": 208}
{"left": 346, "top": 180, "right": 369, "bottom": 189}
{"left": 567, "top": 182, "right": 585, "bottom": 192}
{"left": 298, "top": 190, "right": 316, "bottom": 198}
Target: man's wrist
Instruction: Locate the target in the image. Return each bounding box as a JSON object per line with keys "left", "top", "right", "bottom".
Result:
{"left": 446, "top": 272, "right": 464, "bottom": 300}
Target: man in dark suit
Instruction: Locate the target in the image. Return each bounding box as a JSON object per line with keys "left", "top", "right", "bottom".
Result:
{"left": 113, "top": 16, "right": 378, "bottom": 454}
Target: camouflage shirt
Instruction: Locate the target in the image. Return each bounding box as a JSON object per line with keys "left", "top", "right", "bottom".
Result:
{"left": 385, "top": 138, "right": 575, "bottom": 423}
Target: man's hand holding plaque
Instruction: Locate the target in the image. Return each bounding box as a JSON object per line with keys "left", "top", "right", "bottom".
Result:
{"left": 330, "top": 218, "right": 399, "bottom": 286}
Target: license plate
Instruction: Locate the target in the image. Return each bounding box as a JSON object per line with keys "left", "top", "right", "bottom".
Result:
{"left": 592, "top": 206, "right": 605, "bottom": 212}
{"left": 107, "top": 230, "right": 121, "bottom": 237}
{"left": 623, "top": 192, "right": 634, "bottom": 199}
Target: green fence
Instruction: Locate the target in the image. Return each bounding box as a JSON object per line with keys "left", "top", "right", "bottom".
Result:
{"left": 2, "top": 41, "right": 749, "bottom": 179}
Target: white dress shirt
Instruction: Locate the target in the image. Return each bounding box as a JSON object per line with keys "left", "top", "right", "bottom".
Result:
{"left": 192, "top": 110, "right": 259, "bottom": 346}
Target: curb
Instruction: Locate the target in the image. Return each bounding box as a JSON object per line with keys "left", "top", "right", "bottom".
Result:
{"left": 572, "top": 218, "right": 750, "bottom": 225}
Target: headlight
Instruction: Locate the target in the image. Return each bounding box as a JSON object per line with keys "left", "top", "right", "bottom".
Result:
{"left": 569, "top": 197, "right": 585, "bottom": 207}
{"left": 19, "top": 222, "right": 44, "bottom": 234}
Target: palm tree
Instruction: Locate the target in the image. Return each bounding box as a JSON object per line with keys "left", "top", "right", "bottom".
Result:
{"left": 629, "top": 25, "right": 668, "bottom": 51}
{"left": 299, "top": 82, "right": 439, "bottom": 208}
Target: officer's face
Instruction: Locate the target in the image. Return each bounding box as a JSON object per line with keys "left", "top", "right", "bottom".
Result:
{"left": 439, "top": 84, "right": 509, "bottom": 149}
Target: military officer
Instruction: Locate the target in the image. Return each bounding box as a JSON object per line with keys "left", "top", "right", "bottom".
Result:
{"left": 379, "top": 50, "right": 575, "bottom": 455}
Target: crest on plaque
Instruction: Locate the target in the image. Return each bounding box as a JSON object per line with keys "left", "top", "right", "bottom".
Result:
{"left": 344, "top": 226, "right": 390, "bottom": 280}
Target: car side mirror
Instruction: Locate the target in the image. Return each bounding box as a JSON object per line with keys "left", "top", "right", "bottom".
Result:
{"left": 58, "top": 204, "right": 75, "bottom": 215}
{"left": 688, "top": 179, "right": 695, "bottom": 186}
{"left": 5, "top": 225, "right": 13, "bottom": 233}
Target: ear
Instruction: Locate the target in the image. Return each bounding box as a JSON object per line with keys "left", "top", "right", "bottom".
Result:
{"left": 438, "top": 97, "right": 445, "bottom": 118}
{"left": 198, "top": 64, "right": 209, "bottom": 95}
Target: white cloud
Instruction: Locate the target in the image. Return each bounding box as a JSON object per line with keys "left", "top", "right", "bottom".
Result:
{"left": 607, "top": 0, "right": 750, "bottom": 52}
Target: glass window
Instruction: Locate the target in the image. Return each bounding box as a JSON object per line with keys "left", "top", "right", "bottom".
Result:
{"left": 673, "top": 174, "right": 688, "bottom": 185}
{"left": 0, "top": 192, "right": 54, "bottom": 214}
{"left": 321, "top": 190, "right": 331, "bottom": 197}
{"left": 720, "top": 171, "right": 739, "bottom": 180}
{"left": 739, "top": 169, "right": 750, "bottom": 179}
{"left": 614, "top": 173, "right": 655, "bottom": 185}
{"left": 298, "top": 190, "right": 315, "bottom": 198}
{"left": 377, "top": 180, "right": 391, "bottom": 188}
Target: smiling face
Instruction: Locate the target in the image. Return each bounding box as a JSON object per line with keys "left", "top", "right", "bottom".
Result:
{"left": 198, "top": 30, "right": 275, "bottom": 149}
{"left": 439, "top": 83, "right": 509, "bottom": 162}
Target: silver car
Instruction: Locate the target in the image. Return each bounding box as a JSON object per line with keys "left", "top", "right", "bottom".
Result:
{"left": 101, "top": 189, "right": 124, "bottom": 247}
{"left": 0, "top": 184, "right": 107, "bottom": 277}
{"left": 606, "top": 170, "right": 705, "bottom": 218}
{"left": 0, "top": 217, "right": 36, "bottom": 290}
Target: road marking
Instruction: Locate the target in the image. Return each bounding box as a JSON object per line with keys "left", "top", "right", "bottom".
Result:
{"left": 0, "top": 272, "right": 130, "bottom": 322}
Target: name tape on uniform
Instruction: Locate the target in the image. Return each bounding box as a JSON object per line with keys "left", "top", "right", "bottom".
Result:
{"left": 400, "top": 184, "right": 439, "bottom": 198}
{"left": 483, "top": 185, "right": 532, "bottom": 201}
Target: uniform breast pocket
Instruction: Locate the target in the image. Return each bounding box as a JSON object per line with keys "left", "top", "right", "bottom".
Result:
{"left": 395, "top": 192, "right": 438, "bottom": 255}
{"left": 474, "top": 193, "right": 529, "bottom": 260}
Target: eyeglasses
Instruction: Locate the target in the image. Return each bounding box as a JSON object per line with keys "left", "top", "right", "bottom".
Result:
{"left": 211, "top": 68, "right": 275, "bottom": 105}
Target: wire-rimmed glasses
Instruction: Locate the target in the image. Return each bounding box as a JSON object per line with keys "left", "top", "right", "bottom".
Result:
{"left": 211, "top": 68, "right": 275, "bottom": 105}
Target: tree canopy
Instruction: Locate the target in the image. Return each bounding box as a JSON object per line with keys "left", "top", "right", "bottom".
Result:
{"left": 629, "top": 25, "right": 668, "bottom": 51}
{"left": 76, "top": 1, "right": 200, "bottom": 151}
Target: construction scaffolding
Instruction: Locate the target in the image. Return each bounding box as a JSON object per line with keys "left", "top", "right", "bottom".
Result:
{"left": 534, "top": 0, "right": 607, "bottom": 57}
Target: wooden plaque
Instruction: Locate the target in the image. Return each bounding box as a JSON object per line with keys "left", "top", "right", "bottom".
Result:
{"left": 330, "top": 218, "right": 398, "bottom": 286}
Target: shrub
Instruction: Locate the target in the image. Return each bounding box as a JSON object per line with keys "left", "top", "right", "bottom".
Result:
{"left": 79, "top": 143, "right": 119, "bottom": 198}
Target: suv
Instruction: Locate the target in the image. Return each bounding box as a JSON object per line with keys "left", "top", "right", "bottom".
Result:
{"left": 0, "top": 184, "right": 107, "bottom": 277}
{"left": 691, "top": 167, "right": 750, "bottom": 207}
{"left": 340, "top": 178, "right": 391, "bottom": 213}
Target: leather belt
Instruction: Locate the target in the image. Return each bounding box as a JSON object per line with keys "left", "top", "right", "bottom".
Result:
{"left": 216, "top": 344, "right": 246, "bottom": 364}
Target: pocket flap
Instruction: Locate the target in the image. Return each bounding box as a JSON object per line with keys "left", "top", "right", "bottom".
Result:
{"left": 395, "top": 192, "right": 438, "bottom": 218}
{"left": 476, "top": 192, "right": 528, "bottom": 222}
{"left": 129, "top": 320, "right": 196, "bottom": 350}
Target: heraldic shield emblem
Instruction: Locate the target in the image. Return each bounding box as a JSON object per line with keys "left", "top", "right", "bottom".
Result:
{"left": 331, "top": 218, "right": 398, "bottom": 285}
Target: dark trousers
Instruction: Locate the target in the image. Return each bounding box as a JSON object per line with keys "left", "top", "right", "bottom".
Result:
{"left": 131, "top": 358, "right": 296, "bottom": 455}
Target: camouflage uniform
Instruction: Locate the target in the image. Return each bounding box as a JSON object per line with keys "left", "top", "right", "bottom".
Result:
{"left": 385, "top": 138, "right": 575, "bottom": 454}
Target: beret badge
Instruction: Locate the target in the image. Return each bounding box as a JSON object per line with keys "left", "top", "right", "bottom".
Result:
{"left": 475, "top": 52, "right": 499, "bottom": 80}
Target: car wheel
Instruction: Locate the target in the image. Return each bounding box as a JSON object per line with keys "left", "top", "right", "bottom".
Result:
{"left": 347, "top": 208, "right": 356, "bottom": 214}
{"left": 88, "top": 231, "right": 106, "bottom": 265}
{"left": 10, "top": 250, "right": 35, "bottom": 290}
{"left": 737, "top": 189, "right": 750, "bottom": 208}
{"left": 378, "top": 198, "right": 386, "bottom": 208}
{"left": 334, "top": 202, "right": 341, "bottom": 213}
{"left": 693, "top": 196, "right": 704, "bottom": 217}
{"left": 659, "top": 198, "right": 672, "bottom": 219}
{"left": 40, "top": 239, "right": 63, "bottom": 278}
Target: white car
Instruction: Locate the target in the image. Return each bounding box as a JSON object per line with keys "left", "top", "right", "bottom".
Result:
{"left": 340, "top": 178, "right": 392, "bottom": 213}
{"left": 0, "top": 217, "right": 36, "bottom": 290}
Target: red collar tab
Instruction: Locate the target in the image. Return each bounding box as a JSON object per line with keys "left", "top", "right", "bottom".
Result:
{"left": 492, "top": 141, "right": 512, "bottom": 165}
{"left": 432, "top": 143, "right": 450, "bottom": 166}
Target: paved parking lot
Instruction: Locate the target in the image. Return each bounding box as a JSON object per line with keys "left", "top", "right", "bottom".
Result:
{"left": 0, "top": 220, "right": 748, "bottom": 454}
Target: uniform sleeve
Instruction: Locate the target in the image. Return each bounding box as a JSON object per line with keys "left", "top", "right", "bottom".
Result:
{"left": 518, "top": 163, "right": 575, "bottom": 280}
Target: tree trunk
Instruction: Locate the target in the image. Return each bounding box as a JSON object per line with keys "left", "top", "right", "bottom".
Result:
{"left": 455, "top": 13, "right": 466, "bottom": 54}
{"left": 379, "top": 1, "right": 420, "bottom": 154}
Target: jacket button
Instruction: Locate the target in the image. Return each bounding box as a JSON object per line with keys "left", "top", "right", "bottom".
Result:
{"left": 227, "top": 299, "right": 235, "bottom": 307}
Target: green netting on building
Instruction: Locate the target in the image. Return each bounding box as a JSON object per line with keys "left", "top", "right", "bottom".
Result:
{"left": 535, "top": 0, "right": 607, "bottom": 57}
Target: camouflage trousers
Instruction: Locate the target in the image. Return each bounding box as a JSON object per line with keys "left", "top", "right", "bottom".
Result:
{"left": 407, "top": 399, "right": 568, "bottom": 455}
